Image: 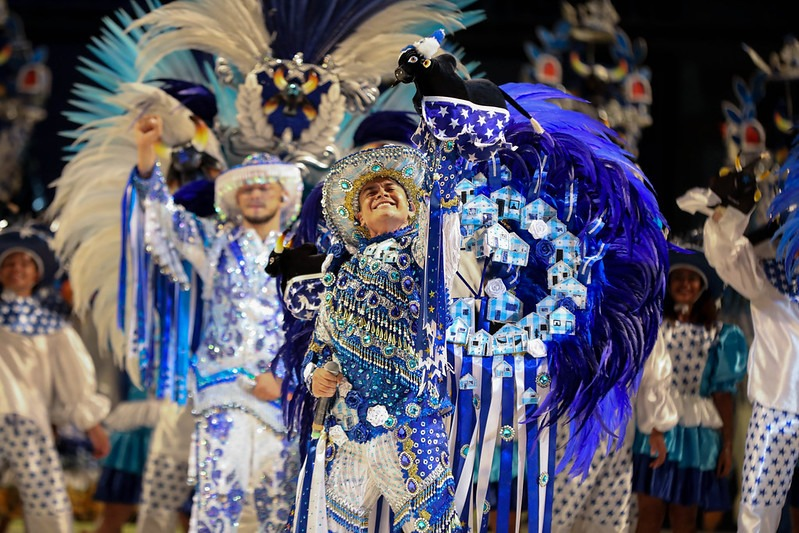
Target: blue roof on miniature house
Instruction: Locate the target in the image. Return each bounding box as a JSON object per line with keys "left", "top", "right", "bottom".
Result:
{"left": 554, "top": 277, "right": 585, "bottom": 290}
{"left": 551, "top": 306, "right": 575, "bottom": 318}
{"left": 450, "top": 298, "right": 474, "bottom": 316}
{"left": 472, "top": 172, "right": 487, "bottom": 186}
{"left": 491, "top": 185, "right": 525, "bottom": 201}
{"left": 536, "top": 296, "right": 557, "bottom": 316}
{"left": 525, "top": 198, "right": 557, "bottom": 216}
{"left": 483, "top": 224, "right": 510, "bottom": 243}
{"left": 548, "top": 261, "right": 573, "bottom": 274}
{"left": 553, "top": 231, "right": 579, "bottom": 245}
{"left": 449, "top": 316, "right": 470, "bottom": 330}
{"left": 470, "top": 329, "right": 492, "bottom": 341}
{"left": 491, "top": 292, "right": 522, "bottom": 306}
{"left": 466, "top": 194, "right": 495, "bottom": 206}
{"left": 508, "top": 232, "right": 529, "bottom": 248}
{"left": 517, "top": 312, "right": 539, "bottom": 327}
{"left": 487, "top": 292, "right": 523, "bottom": 322}
{"left": 495, "top": 323, "right": 526, "bottom": 336}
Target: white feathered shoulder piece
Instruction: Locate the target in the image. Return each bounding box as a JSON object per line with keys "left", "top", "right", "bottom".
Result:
{"left": 108, "top": 83, "right": 197, "bottom": 147}
{"left": 47, "top": 2, "right": 229, "bottom": 366}
{"left": 131, "top": 0, "right": 484, "bottom": 166}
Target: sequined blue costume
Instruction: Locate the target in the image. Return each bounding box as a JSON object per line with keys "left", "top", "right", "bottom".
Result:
{"left": 304, "top": 226, "right": 460, "bottom": 533}
{"left": 133, "top": 164, "right": 300, "bottom": 532}
{"left": 296, "top": 145, "right": 461, "bottom": 533}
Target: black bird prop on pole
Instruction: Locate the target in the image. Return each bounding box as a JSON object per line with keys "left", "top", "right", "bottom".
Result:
{"left": 393, "top": 29, "right": 544, "bottom": 133}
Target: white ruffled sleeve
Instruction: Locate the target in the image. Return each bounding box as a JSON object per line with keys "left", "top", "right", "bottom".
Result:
{"left": 703, "top": 207, "right": 780, "bottom": 303}
{"left": 49, "top": 326, "right": 111, "bottom": 430}
{"left": 636, "top": 329, "right": 679, "bottom": 434}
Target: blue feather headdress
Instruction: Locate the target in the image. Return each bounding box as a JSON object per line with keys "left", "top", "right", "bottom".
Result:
{"left": 767, "top": 136, "right": 799, "bottom": 282}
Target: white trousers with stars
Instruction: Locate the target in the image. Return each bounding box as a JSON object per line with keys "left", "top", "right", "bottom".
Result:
{"left": 136, "top": 404, "right": 194, "bottom": 533}
{"left": 0, "top": 414, "right": 73, "bottom": 532}
{"left": 738, "top": 402, "right": 799, "bottom": 533}
{"left": 552, "top": 420, "right": 634, "bottom": 533}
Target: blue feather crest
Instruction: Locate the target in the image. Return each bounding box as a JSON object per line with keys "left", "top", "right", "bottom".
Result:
{"left": 261, "top": 0, "right": 482, "bottom": 64}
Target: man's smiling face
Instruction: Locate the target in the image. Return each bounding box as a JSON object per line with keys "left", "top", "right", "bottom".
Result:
{"left": 356, "top": 176, "right": 413, "bottom": 238}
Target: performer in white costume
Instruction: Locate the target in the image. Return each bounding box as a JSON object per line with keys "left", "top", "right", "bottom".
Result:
{"left": 133, "top": 114, "right": 303, "bottom": 532}
{"left": 0, "top": 227, "right": 110, "bottom": 532}
{"left": 705, "top": 197, "right": 799, "bottom": 533}
{"left": 676, "top": 36, "right": 799, "bottom": 532}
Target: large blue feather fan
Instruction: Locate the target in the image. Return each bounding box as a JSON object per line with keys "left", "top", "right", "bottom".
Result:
{"left": 491, "top": 83, "right": 669, "bottom": 475}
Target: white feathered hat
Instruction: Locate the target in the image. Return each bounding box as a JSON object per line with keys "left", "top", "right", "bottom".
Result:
{"left": 214, "top": 153, "right": 303, "bottom": 229}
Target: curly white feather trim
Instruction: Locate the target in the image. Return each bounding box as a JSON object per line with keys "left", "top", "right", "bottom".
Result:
{"left": 131, "top": 0, "right": 271, "bottom": 77}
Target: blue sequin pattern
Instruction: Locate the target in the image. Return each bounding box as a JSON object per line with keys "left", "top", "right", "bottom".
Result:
{"left": 134, "top": 167, "right": 286, "bottom": 431}
{"left": 0, "top": 294, "right": 65, "bottom": 335}
{"left": 310, "top": 226, "right": 448, "bottom": 442}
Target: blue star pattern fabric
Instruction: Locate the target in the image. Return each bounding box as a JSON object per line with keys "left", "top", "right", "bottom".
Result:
{"left": 284, "top": 275, "right": 325, "bottom": 321}
{"left": 740, "top": 403, "right": 799, "bottom": 511}
{"left": 0, "top": 414, "right": 72, "bottom": 531}
{"left": 667, "top": 323, "right": 715, "bottom": 396}
{"left": 140, "top": 455, "right": 193, "bottom": 511}
{"left": 631, "top": 322, "right": 747, "bottom": 510}
{"left": 553, "top": 422, "right": 634, "bottom": 533}
{"left": 0, "top": 295, "right": 65, "bottom": 335}
{"left": 761, "top": 259, "right": 799, "bottom": 301}
{"left": 414, "top": 97, "right": 511, "bottom": 161}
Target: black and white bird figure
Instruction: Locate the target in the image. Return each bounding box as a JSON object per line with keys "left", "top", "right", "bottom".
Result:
{"left": 393, "top": 30, "right": 507, "bottom": 113}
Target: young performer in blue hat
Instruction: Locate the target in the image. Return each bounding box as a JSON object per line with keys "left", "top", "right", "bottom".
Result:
{"left": 0, "top": 226, "right": 110, "bottom": 532}
{"left": 633, "top": 245, "right": 747, "bottom": 532}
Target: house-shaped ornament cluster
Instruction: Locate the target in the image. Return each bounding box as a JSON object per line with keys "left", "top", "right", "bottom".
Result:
{"left": 459, "top": 185, "right": 531, "bottom": 266}
{"left": 446, "top": 298, "right": 475, "bottom": 345}
{"left": 523, "top": 198, "right": 587, "bottom": 333}
{"left": 450, "top": 190, "right": 589, "bottom": 356}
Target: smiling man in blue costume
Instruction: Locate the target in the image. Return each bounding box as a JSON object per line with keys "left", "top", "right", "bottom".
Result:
{"left": 133, "top": 113, "right": 304, "bottom": 532}
{"left": 0, "top": 227, "right": 111, "bottom": 532}
{"left": 300, "top": 144, "right": 463, "bottom": 533}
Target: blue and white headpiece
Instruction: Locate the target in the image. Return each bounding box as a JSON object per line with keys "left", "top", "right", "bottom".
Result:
{"left": 132, "top": 1, "right": 482, "bottom": 172}
{"left": 401, "top": 29, "right": 446, "bottom": 60}
{"left": 214, "top": 153, "right": 303, "bottom": 229}
{"left": 322, "top": 145, "right": 426, "bottom": 252}
{"left": 0, "top": 225, "right": 58, "bottom": 288}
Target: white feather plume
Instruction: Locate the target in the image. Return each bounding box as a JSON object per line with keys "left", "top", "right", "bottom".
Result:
{"left": 327, "top": 1, "right": 467, "bottom": 88}
{"left": 131, "top": 0, "right": 271, "bottom": 78}
{"left": 107, "top": 83, "right": 196, "bottom": 147}
{"left": 49, "top": 2, "right": 231, "bottom": 375}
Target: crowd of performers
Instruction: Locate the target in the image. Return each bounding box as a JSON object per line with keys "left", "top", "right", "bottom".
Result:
{"left": 2, "top": 1, "right": 799, "bottom": 533}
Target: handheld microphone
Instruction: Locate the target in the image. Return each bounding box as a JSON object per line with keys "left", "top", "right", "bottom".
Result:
{"left": 311, "top": 361, "right": 341, "bottom": 439}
